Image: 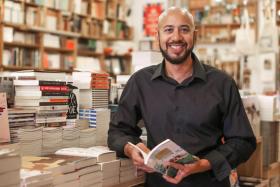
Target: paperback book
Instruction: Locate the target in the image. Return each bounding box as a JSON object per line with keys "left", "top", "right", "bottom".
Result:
{"left": 128, "top": 139, "right": 199, "bottom": 177}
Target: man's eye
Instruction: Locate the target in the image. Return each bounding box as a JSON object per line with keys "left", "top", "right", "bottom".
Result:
{"left": 181, "top": 28, "right": 191, "bottom": 33}
{"left": 164, "top": 28, "right": 173, "bottom": 33}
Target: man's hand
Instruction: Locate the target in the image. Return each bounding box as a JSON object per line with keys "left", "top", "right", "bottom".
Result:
{"left": 163, "top": 159, "right": 211, "bottom": 184}
{"left": 124, "top": 142, "right": 154, "bottom": 173}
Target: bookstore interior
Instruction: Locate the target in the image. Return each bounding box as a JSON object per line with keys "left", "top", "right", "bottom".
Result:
{"left": 0, "top": 0, "right": 280, "bottom": 186}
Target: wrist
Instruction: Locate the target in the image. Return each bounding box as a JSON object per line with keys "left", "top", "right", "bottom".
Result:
{"left": 196, "top": 159, "right": 211, "bottom": 173}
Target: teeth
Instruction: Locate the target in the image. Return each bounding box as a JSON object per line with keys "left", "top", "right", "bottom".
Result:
{"left": 170, "top": 44, "right": 184, "bottom": 49}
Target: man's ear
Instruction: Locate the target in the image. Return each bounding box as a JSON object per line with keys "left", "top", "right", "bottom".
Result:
{"left": 155, "top": 30, "right": 159, "bottom": 41}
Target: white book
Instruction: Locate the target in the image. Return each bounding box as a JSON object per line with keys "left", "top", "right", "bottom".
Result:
{"left": 3, "top": 26, "right": 13, "bottom": 42}
{"left": 128, "top": 139, "right": 199, "bottom": 177}
{"left": 20, "top": 169, "right": 52, "bottom": 183}
{"left": 55, "top": 146, "right": 116, "bottom": 162}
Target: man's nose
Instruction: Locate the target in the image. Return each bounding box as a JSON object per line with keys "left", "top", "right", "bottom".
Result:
{"left": 172, "top": 29, "right": 183, "bottom": 41}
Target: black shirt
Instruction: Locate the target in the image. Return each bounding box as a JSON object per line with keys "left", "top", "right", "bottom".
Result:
{"left": 108, "top": 53, "right": 256, "bottom": 187}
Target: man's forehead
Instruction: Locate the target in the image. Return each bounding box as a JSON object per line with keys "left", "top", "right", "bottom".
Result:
{"left": 158, "top": 11, "right": 193, "bottom": 28}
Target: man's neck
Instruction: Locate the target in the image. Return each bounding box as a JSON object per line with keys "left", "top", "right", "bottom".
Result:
{"left": 165, "top": 58, "right": 193, "bottom": 84}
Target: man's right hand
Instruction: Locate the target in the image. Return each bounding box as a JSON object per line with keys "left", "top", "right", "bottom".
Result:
{"left": 124, "top": 142, "right": 154, "bottom": 173}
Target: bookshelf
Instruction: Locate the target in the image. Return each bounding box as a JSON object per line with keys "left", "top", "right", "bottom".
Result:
{"left": 188, "top": 0, "right": 258, "bottom": 44}
{"left": 0, "top": 0, "right": 133, "bottom": 74}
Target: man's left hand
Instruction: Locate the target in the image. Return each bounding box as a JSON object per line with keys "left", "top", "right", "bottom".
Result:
{"left": 162, "top": 159, "right": 211, "bottom": 184}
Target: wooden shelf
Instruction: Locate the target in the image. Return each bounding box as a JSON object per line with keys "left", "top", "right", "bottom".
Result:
{"left": 196, "top": 23, "right": 241, "bottom": 28}
{"left": 79, "top": 35, "right": 102, "bottom": 40}
{"left": 4, "top": 42, "right": 39, "bottom": 49}
{"left": 29, "top": 26, "right": 80, "bottom": 37}
{"left": 0, "top": 0, "right": 133, "bottom": 74}
{"left": 197, "top": 41, "right": 235, "bottom": 45}
{"left": 78, "top": 50, "right": 103, "bottom": 57}
{"left": 43, "top": 68, "right": 72, "bottom": 73}
{"left": 44, "top": 47, "right": 74, "bottom": 53}
{"left": 1, "top": 65, "right": 39, "bottom": 71}
{"left": 24, "top": 2, "right": 42, "bottom": 7}
{"left": 105, "top": 54, "right": 132, "bottom": 59}
{"left": 105, "top": 37, "right": 133, "bottom": 41}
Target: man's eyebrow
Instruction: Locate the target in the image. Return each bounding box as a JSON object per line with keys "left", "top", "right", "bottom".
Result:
{"left": 163, "top": 25, "right": 174, "bottom": 28}
{"left": 162, "top": 24, "right": 191, "bottom": 28}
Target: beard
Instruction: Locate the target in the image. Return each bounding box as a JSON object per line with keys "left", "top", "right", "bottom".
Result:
{"left": 159, "top": 40, "right": 194, "bottom": 65}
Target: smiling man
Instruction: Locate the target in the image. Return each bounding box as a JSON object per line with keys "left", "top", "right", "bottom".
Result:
{"left": 108, "top": 7, "right": 256, "bottom": 187}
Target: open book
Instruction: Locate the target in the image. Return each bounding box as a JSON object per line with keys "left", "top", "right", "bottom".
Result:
{"left": 128, "top": 139, "right": 199, "bottom": 177}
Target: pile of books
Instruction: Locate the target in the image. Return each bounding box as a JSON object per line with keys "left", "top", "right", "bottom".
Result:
{"left": 62, "top": 126, "right": 80, "bottom": 148}
{"left": 55, "top": 146, "right": 117, "bottom": 186}
{"left": 8, "top": 108, "right": 37, "bottom": 143}
{"left": 99, "top": 159, "right": 120, "bottom": 187}
{"left": 14, "top": 79, "right": 69, "bottom": 126}
{"left": 0, "top": 147, "right": 21, "bottom": 187}
{"left": 119, "top": 158, "right": 139, "bottom": 183}
{"left": 18, "top": 127, "right": 43, "bottom": 156}
{"left": 76, "top": 72, "right": 109, "bottom": 109}
{"left": 22, "top": 155, "right": 80, "bottom": 187}
{"left": 79, "top": 108, "right": 110, "bottom": 146}
{"left": 79, "top": 128, "right": 96, "bottom": 148}
{"left": 42, "top": 127, "right": 62, "bottom": 155}
{"left": 20, "top": 169, "right": 53, "bottom": 187}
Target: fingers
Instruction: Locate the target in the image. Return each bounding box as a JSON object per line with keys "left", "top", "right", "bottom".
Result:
{"left": 129, "top": 147, "right": 155, "bottom": 173}
{"left": 163, "top": 171, "right": 185, "bottom": 184}
{"left": 167, "top": 162, "right": 186, "bottom": 170}
{"left": 137, "top": 165, "right": 154, "bottom": 173}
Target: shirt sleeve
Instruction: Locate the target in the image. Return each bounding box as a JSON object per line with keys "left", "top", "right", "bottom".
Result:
{"left": 203, "top": 78, "right": 257, "bottom": 181}
{"left": 107, "top": 75, "right": 143, "bottom": 157}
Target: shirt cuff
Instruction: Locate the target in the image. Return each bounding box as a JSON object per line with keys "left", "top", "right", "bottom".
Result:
{"left": 115, "top": 136, "right": 142, "bottom": 157}
{"left": 203, "top": 150, "right": 232, "bottom": 181}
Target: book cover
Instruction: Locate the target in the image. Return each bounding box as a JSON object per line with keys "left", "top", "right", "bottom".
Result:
{"left": 55, "top": 146, "right": 116, "bottom": 163}
{"left": 128, "top": 139, "right": 199, "bottom": 177}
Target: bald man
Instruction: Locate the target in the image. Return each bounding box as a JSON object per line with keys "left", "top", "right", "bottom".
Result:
{"left": 108, "top": 7, "right": 256, "bottom": 187}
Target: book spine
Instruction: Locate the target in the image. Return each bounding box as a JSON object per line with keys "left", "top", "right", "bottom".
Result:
{"left": 91, "top": 85, "right": 109, "bottom": 89}
{"left": 40, "top": 86, "right": 69, "bottom": 92}
{"left": 42, "top": 91, "right": 70, "bottom": 96}
{"left": 39, "top": 80, "right": 66, "bottom": 86}
{"left": 91, "top": 73, "right": 109, "bottom": 77}
{"left": 49, "top": 98, "right": 69, "bottom": 103}
{"left": 39, "top": 102, "right": 68, "bottom": 106}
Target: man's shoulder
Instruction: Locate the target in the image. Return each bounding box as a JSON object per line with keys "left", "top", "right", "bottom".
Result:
{"left": 202, "top": 63, "right": 233, "bottom": 81}
{"left": 132, "top": 64, "right": 159, "bottom": 78}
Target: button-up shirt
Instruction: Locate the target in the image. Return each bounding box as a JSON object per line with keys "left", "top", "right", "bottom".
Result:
{"left": 108, "top": 53, "right": 256, "bottom": 187}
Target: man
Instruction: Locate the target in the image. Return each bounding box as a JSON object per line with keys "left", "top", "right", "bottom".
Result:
{"left": 108, "top": 7, "right": 256, "bottom": 187}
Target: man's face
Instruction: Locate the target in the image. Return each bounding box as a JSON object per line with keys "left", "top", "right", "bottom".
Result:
{"left": 158, "top": 11, "right": 196, "bottom": 65}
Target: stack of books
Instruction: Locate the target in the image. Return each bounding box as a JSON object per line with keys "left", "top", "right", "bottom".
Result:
{"left": 98, "top": 159, "right": 120, "bottom": 187}
{"left": 79, "top": 108, "right": 110, "bottom": 146}
{"left": 20, "top": 169, "right": 53, "bottom": 187}
{"left": 77, "top": 72, "right": 109, "bottom": 109}
{"left": 8, "top": 108, "right": 37, "bottom": 143}
{"left": 18, "top": 127, "right": 43, "bottom": 156}
{"left": 13, "top": 79, "right": 69, "bottom": 126}
{"left": 22, "top": 155, "right": 79, "bottom": 187}
{"left": 62, "top": 126, "right": 80, "bottom": 148}
{"left": 119, "top": 158, "right": 138, "bottom": 183}
{"left": 79, "top": 128, "right": 97, "bottom": 148}
{"left": 55, "top": 146, "right": 118, "bottom": 186}
{"left": 42, "top": 127, "right": 62, "bottom": 155}
{"left": 0, "top": 147, "right": 21, "bottom": 187}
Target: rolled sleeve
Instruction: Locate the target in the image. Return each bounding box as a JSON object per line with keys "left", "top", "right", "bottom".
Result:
{"left": 203, "top": 150, "right": 232, "bottom": 181}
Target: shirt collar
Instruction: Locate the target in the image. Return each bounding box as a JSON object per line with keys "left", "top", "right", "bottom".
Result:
{"left": 151, "top": 52, "right": 207, "bottom": 82}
